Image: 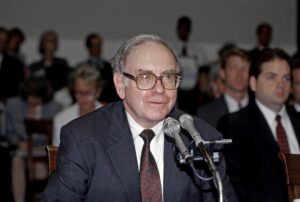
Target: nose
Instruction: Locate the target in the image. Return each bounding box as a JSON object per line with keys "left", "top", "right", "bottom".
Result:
{"left": 152, "top": 78, "right": 165, "bottom": 93}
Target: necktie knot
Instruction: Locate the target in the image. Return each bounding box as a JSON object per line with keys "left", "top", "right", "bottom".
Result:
{"left": 276, "top": 114, "right": 282, "bottom": 122}
{"left": 140, "top": 129, "right": 155, "bottom": 144}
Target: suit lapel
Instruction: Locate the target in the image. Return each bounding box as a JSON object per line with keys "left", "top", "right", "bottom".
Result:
{"left": 287, "top": 106, "right": 300, "bottom": 145}
{"left": 163, "top": 137, "right": 185, "bottom": 202}
{"left": 251, "top": 103, "right": 280, "bottom": 153}
{"left": 105, "top": 103, "right": 141, "bottom": 202}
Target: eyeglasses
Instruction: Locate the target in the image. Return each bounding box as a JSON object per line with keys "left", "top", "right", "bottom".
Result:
{"left": 122, "top": 72, "right": 181, "bottom": 90}
{"left": 75, "top": 90, "right": 97, "bottom": 97}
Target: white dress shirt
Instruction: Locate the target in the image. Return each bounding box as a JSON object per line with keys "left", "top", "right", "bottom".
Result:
{"left": 224, "top": 93, "right": 249, "bottom": 113}
{"left": 126, "top": 112, "right": 165, "bottom": 196}
{"left": 256, "top": 99, "right": 300, "bottom": 154}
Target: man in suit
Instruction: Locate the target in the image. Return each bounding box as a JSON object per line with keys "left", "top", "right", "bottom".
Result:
{"left": 249, "top": 23, "right": 273, "bottom": 62}
{"left": 291, "top": 61, "right": 300, "bottom": 112}
{"left": 78, "top": 33, "right": 119, "bottom": 104}
{"left": 40, "top": 34, "right": 237, "bottom": 202}
{"left": 197, "top": 48, "right": 250, "bottom": 127}
{"left": 218, "top": 48, "right": 300, "bottom": 202}
{"left": 0, "top": 27, "right": 24, "bottom": 100}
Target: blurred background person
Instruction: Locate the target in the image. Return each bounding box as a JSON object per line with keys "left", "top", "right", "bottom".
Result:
{"left": 0, "top": 27, "right": 25, "bottom": 100}
{"left": 291, "top": 59, "right": 300, "bottom": 112}
{"left": 174, "top": 16, "right": 207, "bottom": 90}
{"left": 249, "top": 22, "right": 273, "bottom": 63}
{"left": 78, "top": 32, "right": 119, "bottom": 104}
{"left": 28, "top": 30, "right": 71, "bottom": 92}
{"left": 197, "top": 48, "right": 251, "bottom": 128}
{"left": 52, "top": 64, "right": 103, "bottom": 146}
{"left": 7, "top": 27, "right": 26, "bottom": 65}
{"left": 6, "top": 77, "right": 62, "bottom": 202}
{"left": 218, "top": 48, "right": 300, "bottom": 202}
{"left": 177, "top": 65, "right": 213, "bottom": 114}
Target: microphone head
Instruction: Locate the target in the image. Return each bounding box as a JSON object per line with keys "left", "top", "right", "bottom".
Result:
{"left": 164, "top": 117, "right": 180, "bottom": 138}
{"left": 179, "top": 114, "right": 194, "bottom": 130}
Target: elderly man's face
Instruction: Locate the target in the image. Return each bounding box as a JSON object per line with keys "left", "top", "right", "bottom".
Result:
{"left": 114, "top": 42, "right": 178, "bottom": 128}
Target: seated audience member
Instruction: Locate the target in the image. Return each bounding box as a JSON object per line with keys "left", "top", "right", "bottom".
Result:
{"left": 218, "top": 48, "right": 300, "bottom": 202}
{"left": 0, "top": 27, "right": 25, "bottom": 99}
{"left": 7, "top": 27, "right": 26, "bottom": 65}
{"left": 78, "top": 32, "right": 119, "bottom": 103}
{"left": 249, "top": 22, "right": 273, "bottom": 62}
{"left": 0, "top": 102, "right": 17, "bottom": 202}
{"left": 197, "top": 48, "right": 250, "bottom": 128}
{"left": 174, "top": 16, "right": 207, "bottom": 90}
{"left": 52, "top": 64, "right": 103, "bottom": 146}
{"left": 29, "top": 30, "right": 70, "bottom": 92}
{"left": 6, "top": 77, "right": 62, "bottom": 202}
{"left": 177, "top": 65, "right": 213, "bottom": 114}
{"left": 291, "top": 60, "right": 300, "bottom": 112}
{"left": 211, "top": 69, "right": 226, "bottom": 99}
{"left": 40, "top": 34, "right": 238, "bottom": 202}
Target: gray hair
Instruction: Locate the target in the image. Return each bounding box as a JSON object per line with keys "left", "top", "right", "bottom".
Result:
{"left": 71, "top": 63, "right": 101, "bottom": 89}
{"left": 111, "top": 34, "right": 181, "bottom": 73}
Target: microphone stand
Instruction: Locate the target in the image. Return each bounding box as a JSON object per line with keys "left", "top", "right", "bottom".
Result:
{"left": 196, "top": 142, "right": 224, "bottom": 202}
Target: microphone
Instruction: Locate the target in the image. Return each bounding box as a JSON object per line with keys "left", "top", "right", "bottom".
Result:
{"left": 179, "top": 114, "right": 204, "bottom": 146}
{"left": 164, "top": 117, "right": 192, "bottom": 165}
{"left": 179, "top": 114, "right": 226, "bottom": 202}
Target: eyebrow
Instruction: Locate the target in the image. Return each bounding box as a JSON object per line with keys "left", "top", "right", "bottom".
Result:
{"left": 137, "top": 69, "right": 178, "bottom": 74}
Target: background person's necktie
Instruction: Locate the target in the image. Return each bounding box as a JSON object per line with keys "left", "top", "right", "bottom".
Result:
{"left": 139, "top": 129, "right": 162, "bottom": 202}
{"left": 275, "top": 115, "right": 290, "bottom": 153}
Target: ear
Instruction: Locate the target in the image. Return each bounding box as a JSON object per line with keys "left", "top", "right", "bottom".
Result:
{"left": 219, "top": 68, "right": 226, "bottom": 80}
{"left": 113, "top": 72, "right": 125, "bottom": 99}
{"left": 249, "top": 76, "right": 257, "bottom": 92}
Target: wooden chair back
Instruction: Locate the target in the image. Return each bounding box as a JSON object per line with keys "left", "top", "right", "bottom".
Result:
{"left": 45, "top": 145, "right": 58, "bottom": 174}
{"left": 24, "top": 118, "right": 53, "bottom": 181}
{"left": 278, "top": 152, "right": 300, "bottom": 202}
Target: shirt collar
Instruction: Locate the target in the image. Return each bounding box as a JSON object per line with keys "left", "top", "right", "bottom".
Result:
{"left": 126, "top": 112, "right": 164, "bottom": 141}
{"left": 224, "top": 93, "right": 249, "bottom": 112}
{"left": 255, "top": 99, "right": 287, "bottom": 126}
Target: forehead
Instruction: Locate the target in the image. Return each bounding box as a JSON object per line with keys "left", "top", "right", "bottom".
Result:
{"left": 75, "top": 78, "right": 97, "bottom": 89}
{"left": 226, "top": 55, "right": 249, "bottom": 64}
{"left": 125, "top": 42, "right": 177, "bottom": 73}
{"left": 260, "top": 58, "right": 291, "bottom": 74}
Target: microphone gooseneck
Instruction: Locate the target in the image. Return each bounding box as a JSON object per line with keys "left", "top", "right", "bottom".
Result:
{"left": 179, "top": 114, "right": 225, "bottom": 202}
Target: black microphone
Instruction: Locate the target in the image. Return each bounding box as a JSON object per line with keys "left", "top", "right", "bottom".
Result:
{"left": 179, "top": 114, "right": 204, "bottom": 145}
{"left": 164, "top": 117, "right": 193, "bottom": 165}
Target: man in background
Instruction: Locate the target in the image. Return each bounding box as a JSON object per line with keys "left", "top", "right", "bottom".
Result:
{"left": 218, "top": 48, "right": 300, "bottom": 202}
{"left": 197, "top": 48, "right": 250, "bottom": 128}
{"left": 79, "top": 33, "right": 119, "bottom": 103}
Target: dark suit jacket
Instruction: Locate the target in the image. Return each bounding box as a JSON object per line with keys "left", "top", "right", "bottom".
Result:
{"left": 0, "top": 54, "right": 24, "bottom": 99}
{"left": 196, "top": 96, "right": 228, "bottom": 128}
{"left": 217, "top": 102, "right": 300, "bottom": 202}
{"left": 40, "top": 101, "right": 237, "bottom": 202}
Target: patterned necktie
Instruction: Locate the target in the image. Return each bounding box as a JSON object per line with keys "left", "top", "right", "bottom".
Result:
{"left": 139, "top": 129, "right": 162, "bottom": 202}
{"left": 275, "top": 115, "right": 290, "bottom": 153}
